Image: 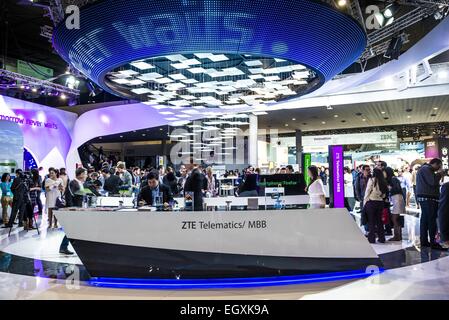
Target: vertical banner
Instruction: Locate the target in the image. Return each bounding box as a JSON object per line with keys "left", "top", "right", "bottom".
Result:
{"left": 302, "top": 153, "right": 312, "bottom": 186}
{"left": 439, "top": 138, "right": 449, "bottom": 170}
{"left": 328, "top": 145, "right": 345, "bottom": 208}
{"left": 424, "top": 138, "right": 449, "bottom": 170}
{"left": 425, "top": 139, "right": 439, "bottom": 159}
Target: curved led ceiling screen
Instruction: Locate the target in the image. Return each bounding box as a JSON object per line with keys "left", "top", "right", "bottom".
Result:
{"left": 53, "top": 0, "right": 366, "bottom": 108}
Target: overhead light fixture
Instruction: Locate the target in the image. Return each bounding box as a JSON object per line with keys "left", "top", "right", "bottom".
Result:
{"left": 337, "top": 0, "right": 347, "bottom": 7}
{"left": 383, "top": 3, "right": 400, "bottom": 19}
{"left": 438, "top": 70, "right": 448, "bottom": 79}
{"left": 384, "top": 76, "right": 394, "bottom": 86}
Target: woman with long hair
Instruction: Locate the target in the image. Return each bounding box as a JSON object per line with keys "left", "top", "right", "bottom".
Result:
{"left": 363, "top": 168, "right": 389, "bottom": 243}
{"left": 45, "top": 168, "right": 64, "bottom": 228}
{"left": 0, "top": 173, "right": 12, "bottom": 226}
{"left": 30, "top": 168, "right": 43, "bottom": 215}
{"left": 307, "top": 165, "right": 326, "bottom": 208}
{"left": 59, "top": 168, "right": 69, "bottom": 192}
{"left": 385, "top": 167, "right": 405, "bottom": 241}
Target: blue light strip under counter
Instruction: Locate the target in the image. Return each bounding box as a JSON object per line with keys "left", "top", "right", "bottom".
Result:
{"left": 89, "top": 269, "right": 384, "bottom": 290}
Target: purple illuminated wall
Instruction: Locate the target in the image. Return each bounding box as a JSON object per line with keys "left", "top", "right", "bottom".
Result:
{"left": 66, "top": 102, "right": 203, "bottom": 177}
{"left": 329, "top": 145, "right": 345, "bottom": 208}
{"left": 0, "top": 95, "right": 77, "bottom": 171}
{"left": 0, "top": 95, "right": 203, "bottom": 177}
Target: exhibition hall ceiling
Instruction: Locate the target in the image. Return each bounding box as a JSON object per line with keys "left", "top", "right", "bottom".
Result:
{"left": 257, "top": 94, "right": 449, "bottom": 133}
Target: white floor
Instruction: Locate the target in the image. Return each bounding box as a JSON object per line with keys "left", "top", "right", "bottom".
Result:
{"left": 0, "top": 207, "right": 447, "bottom": 300}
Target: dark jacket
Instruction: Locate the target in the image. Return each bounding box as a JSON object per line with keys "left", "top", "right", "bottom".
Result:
{"left": 416, "top": 164, "right": 442, "bottom": 199}
{"left": 163, "top": 173, "right": 179, "bottom": 196}
{"left": 354, "top": 173, "right": 370, "bottom": 202}
{"left": 11, "top": 176, "right": 30, "bottom": 202}
{"left": 103, "top": 174, "right": 123, "bottom": 195}
{"left": 65, "top": 179, "right": 84, "bottom": 207}
{"left": 137, "top": 183, "right": 173, "bottom": 206}
{"left": 184, "top": 169, "right": 204, "bottom": 211}
{"left": 238, "top": 174, "right": 258, "bottom": 194}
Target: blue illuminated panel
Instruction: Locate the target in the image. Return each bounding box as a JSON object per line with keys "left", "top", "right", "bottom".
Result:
{"left": 89, "top": 269, "right": 383, "bottom": 290}
{"left": 53, "top": 0, "right": 366, "bottom": 97}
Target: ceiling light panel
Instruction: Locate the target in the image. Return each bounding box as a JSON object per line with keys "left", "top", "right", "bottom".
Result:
{"left": 106, "top": 54, "right": 317, "bottom": 110}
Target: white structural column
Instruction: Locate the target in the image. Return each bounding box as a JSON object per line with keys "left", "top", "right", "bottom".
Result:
{"left": 248, "top": 114, "right": 258, "bottom": 167}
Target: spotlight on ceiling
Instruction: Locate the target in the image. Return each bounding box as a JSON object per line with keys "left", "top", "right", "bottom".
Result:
{"left": 438, "top": 70, "right": 448, "bottom": 79}
{"left": 337, "top": 0, "right": 347, "bottom": 7}
{"left": 374, "top": 3, "right": 400, "bottom": 28}
{"left": 384, "top": 34, "right": 404, "bottom": 60}
{"left": 383, "top": 3, "right": 400, "bottom": 19}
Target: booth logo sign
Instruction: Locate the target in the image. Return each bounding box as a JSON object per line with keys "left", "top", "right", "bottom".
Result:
{"left": 66, "top": 5, "right": 80, "bottom": 29}
{"left": 365, "top": 5, "right": 383, "bottom": 30}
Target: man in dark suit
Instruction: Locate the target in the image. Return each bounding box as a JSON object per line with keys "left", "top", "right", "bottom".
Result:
{"left": 438, "top": 181, "right": 449, "bottom": 248}
{"left": 102, "top": 168, "right": 123, "bottom": 195}
{"left": 137, "top": 169, "right": 173, "bottom": 206}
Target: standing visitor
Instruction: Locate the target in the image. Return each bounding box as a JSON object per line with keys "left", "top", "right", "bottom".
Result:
{"left": 184, "top": 167, "right": 205, "bottom": 211}
{"left": 319, "top": 167, "right": 327, "bottom": 185}
{"left": 363, "top": 168, "right": 388, "bottom": 244}
{"left": 59, "top": 168, "right": 69, "bottom": 192}
{"left": 205, "top": 167, "right": 217, "bottom": 197}
{"left": 163, "top": 167, "right": 179, "bottom": 196}
{"left": 0, "top": 173, "right": 12, "bottom": 226}
{"left": 29, "top": 168, "right": 43, "bottom": 218}
{"left": 307, "top": 165, "right": 326, "bottom": 209}
{"left": 397, "top": 169, "right": 411, "bottom": 203}
{"left": 116, "top": 162, "right": 132, "bottom": 192}
{"left": 45, "top": 168, "right": 64, "bottom": 229}
{"left": 7, "top": 169, "right": 30, "bottom": 228}
{"left": 385, "top": 167, "right": 405, "bottom": 241}
{"left": 415, "top": 158, "right": 446, "bottom": 250}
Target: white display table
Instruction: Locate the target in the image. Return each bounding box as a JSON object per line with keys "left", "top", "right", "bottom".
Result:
{"left": 55, "top": 208, "right": 381, "bottom": 279}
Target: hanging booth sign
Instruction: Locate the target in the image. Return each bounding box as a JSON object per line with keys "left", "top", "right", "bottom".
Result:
{"left": 328, "top": 145, "right": 345, "bottom": 208}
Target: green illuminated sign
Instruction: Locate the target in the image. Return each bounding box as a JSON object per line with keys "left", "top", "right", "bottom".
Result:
{"left": 303, "top": 153, "right": 312, "bottom": 186}
{"left": 17, "top": 60, "right": 53, "bottom": 80}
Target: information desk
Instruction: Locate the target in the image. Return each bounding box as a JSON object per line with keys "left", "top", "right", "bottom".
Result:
{"left": 55, "top": 208, "right": 381, "bottom": 280}
{"left": 94, "top": 195, "right": 310, "bottom": 209}
{"left": 202, "top": 195, "right": 309, "bottom": 207}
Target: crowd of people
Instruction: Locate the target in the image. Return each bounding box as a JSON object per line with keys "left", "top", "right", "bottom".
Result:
{"left": 1, "top": 157, "right": 448, "bottom": 254}
{"left": 0, "top": 162, "right": 266, "bottom": 229}
{"left": 350, "top": 159, "right": 448, "bottom": 249}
